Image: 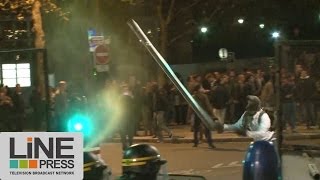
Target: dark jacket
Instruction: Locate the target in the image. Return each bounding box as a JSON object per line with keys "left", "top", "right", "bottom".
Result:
{"left": 194, "top": 92, "right": 213, "bottom": 115}
{"left": 153, "top": 89, "right": 168, "bottom": 112}
{"left": 210, "top": 84, "right": 230, "bottom": 109}
{"left": 296, "top": 76, "right": 315, "bottom": 102}
{"left": 12, "top": 91, "right": 25, "bottom": 114}
{"left": 280, "top": 83, "right": 295, "bottom": 103}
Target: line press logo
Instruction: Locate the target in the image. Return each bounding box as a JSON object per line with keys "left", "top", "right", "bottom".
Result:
{"left": 0, "top": 132, "right": 83, "bottom": 180}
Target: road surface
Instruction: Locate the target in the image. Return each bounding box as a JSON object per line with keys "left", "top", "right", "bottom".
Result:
{"left": 100, "top": 142, "right": 249, "bottom": 179}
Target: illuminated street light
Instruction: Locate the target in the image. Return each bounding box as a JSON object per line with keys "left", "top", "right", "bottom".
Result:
{"left": 272, "top": 31, "right": 280, "bottom": 39}
{"left": 259, "top": 24, "right": 265, "bottom": 29}
{"left": 238, "top": 18, "right": 244, "bottom": 24}
{"left": 200, "top": 27, "right": 208, "bottom": 33}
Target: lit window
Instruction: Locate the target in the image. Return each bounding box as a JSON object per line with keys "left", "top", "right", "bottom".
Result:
{"left": 1, "top": 63, "right": 31, "bottom": 87}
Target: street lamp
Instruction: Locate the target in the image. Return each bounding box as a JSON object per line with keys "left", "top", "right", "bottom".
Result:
{"left": 272, "top": 31, "right": 280, "bottom": 39}
{"left": 200, "top": 26, "right": 208, "bottom": 33}
{"left": 238, "top": 18, "right": 244, "bottom": 24}
{"left": 259, "top": 24, "right": 265, "bottom": 29}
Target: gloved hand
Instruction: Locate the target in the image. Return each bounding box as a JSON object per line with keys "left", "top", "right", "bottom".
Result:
{"left": 214, "top": 121, "right": 224, "bottom": 134}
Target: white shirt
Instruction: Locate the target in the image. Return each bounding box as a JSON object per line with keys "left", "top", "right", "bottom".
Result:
{"left": 224, "top": 109, "right": 274, "bottom": 141}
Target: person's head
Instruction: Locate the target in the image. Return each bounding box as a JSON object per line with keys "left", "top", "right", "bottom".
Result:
{"left": 192, "top": 84, "right": 201, "bottom": 94}
{"left": 228, "top": 70, "right": 236, "bottom": 79}
{"left": 205, "top": 73, "right": 213, "bottom": 82}
{"left": 122, "top": 144, "right": 167, "bottom": 180}
{"left": 58, "top": 81, "right": 67, "bottom": 92}
{"left": 214, "top": 72, "right": 221, "bottom": 80}
{"left": 245, "top": 95, "right": 261, "bottom": 114}
{"left": 0, "top": 87, "right": 6, "bottom": 98}
{"left": 238, "top": 74, "right": 245, "bottom": 83}
{"left": 194, "top": 74, "right": 202, "bottom": 82}
{"left": 15, "top": 84, "right": 21, "bottom": 92}
{"left": 121, "top": 83, "right": 130, "bottom": 93}
{"left": 281, "top": 76, "right": 288, "bottom": 85}
{"left": 295, "top": 64, "right": 303, "bottom": 74}
{"left": 300, "top": 69, "right": 309, "bottom": 78}
{"left": 221, "top": 74, "right": 229, "bottom": 84}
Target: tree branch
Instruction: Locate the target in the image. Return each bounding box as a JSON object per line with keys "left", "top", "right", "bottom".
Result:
{"left": 157, "top": 0, "right": 164, "bottom": 21}
{"left": 166, "top": 0, "right": 175, "bottom": 24}
{"left": 172, "top": 0, "right": 202, "bottom": 21}
{"left": 208, "top": 6, "right": 222, "bottom": 21}
{"left": 168, "top": 28, "right": 193, "bottom": 46}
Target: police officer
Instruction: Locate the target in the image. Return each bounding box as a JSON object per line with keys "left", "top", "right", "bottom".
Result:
{"left": 118, "top": 144, "right": 167, "bottom": 180}
{"left": 83, "top": 149, "right": 112, "bottom": 180}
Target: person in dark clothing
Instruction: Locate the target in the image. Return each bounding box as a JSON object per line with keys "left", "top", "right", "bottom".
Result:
{"left": 153, "top": 87, "right": 173, "bottom": 143}
{"left": 128, "top": 76, "right": 142, "bottom": 136}
{"left": 234, "top": 74, "right": 247, "bottom": 120}
{"left": 187, "top": 84, "right": 217, "bottom": 149}
{"left": 54, "top": 81, "right": 68, "bottom": 132}
{"left": 280, "top": 75, "right": 296, "bottom": 132}
{"left": 30, "top": 87, "right": 44, "bottom": 131}
{"left": 11, "top": 84, "right": 25, "bottom": 131}
{"left": 312, "top": 77, "right": 320, "bottom": 129}
{"left": 141, "top": 83, "right": 153, "bottom": 136}
{"left": 0, "top": 87, "right": 14, "bottom": 131}
{"left": 296, "top": 70, "right": 315, "bottom": 128}
{"left": 119, "top": 84, "right": 136, "bottom": 150}
{"left": 210, "top": 78, "right": 230, "bottom": 125}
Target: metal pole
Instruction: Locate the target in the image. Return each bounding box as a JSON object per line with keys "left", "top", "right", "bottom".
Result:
{"left": 127, "top": 19, "right": 218, "bottom": 130}
{"left": 274, "top": 41, "right": 283, "bottom": 158}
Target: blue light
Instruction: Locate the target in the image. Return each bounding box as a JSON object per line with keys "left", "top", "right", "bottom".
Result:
{"left": 67, "top": 114, "right": 92, "bottom": 137}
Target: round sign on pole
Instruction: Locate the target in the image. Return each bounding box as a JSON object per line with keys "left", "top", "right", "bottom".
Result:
{"left": 219, "top": 48, "right": 228, "bottom": 59}
{"left": 95, "top": 45, "right": 109, "bottom": 65}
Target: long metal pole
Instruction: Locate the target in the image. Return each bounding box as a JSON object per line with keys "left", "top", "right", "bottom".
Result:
{"left": 127, "top": 19, "right": 217, "bottom": 130}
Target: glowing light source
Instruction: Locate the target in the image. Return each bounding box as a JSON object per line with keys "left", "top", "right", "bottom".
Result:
{"left": 74, "top": 123, "right": 83, "bottom": 131}
{"left": 67, "top": 114, "right": 93, "bottom": 137}
{"left": 272, "top": 31, "right": 280, "bottom": 39}
{"left": 200, "top": 27, "right": 208, "bottom": 33}
{"left": 259, "top": 24, "right": 265, "bottom": 29}
{"left": 238, "top": 18, "right": 244, "bottom": 24}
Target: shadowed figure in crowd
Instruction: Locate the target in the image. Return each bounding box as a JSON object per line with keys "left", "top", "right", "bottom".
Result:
{"left": 153, "top": 87, "right": 173, "bottom": 143}
{"left": 0, "top": 87, "right": 13, "bottom": 131}
{"left": 11, "top": 84, "right": 25, "bottom": 132}
{"left": 119, "top": 84, "right": 135, "bottom": 150}
{"left": 188, "top": 84, "right": 217, "bottom": 149}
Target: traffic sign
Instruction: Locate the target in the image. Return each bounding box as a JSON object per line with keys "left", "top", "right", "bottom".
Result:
{"left": 94, "top": 45, "right": 109, "bottom": 65}
{"left": 89, "top": 36, "right": 104, "bottom": 52}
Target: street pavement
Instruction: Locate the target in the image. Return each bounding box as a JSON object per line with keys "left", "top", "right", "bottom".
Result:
{"left": 100, "top": 142, "right": 248, "bottom": 180}
{"left": 100, "top": 139, "right": 320, "bottom": 180}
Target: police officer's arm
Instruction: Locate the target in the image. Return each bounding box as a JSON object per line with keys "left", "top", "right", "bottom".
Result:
{"left": 246, "top": 113, "right": 271, "bottom": 140}
{"left": 223, "top": 113, "right": 245, "bottom": 131}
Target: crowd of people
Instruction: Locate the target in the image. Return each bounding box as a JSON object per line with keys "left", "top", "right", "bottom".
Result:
{"left": 1, "top": 65, "right": 320, "bottom": 148}
{"left": 104, "top": 66, "right": 320, "bottom": 147}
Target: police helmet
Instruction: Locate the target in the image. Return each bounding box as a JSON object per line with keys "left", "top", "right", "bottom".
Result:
{"left": 83, "top": 150, "right": 111, "bottom": 180}
{"left": 122, "top": 144, "right": 167, "bottom": 177}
